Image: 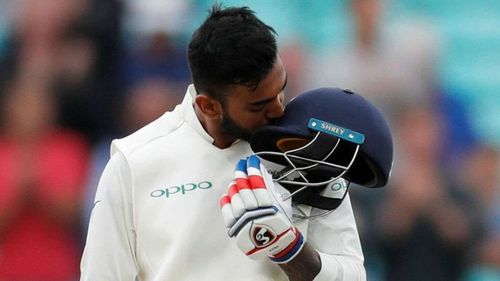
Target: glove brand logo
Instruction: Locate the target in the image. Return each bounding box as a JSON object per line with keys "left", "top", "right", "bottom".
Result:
{"left": 251, "top": 224, "right": 277, "bottom": 247}
{"left": 150, "top": 181, "right": 212, "bottom": 198}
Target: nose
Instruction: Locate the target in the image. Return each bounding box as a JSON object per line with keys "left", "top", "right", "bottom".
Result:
{"left": 266, "top": 93, "right": 285, "bottom": 120}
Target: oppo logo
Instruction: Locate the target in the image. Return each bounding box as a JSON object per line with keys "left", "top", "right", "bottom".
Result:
{"left": 329, "top": 182, "right": 345, "bottom": 191}
{"left": 323, "top": 179, "right": 348, "bottom": 199}
{"left": 151, "top": 181, "right": 212, "bottom": 198}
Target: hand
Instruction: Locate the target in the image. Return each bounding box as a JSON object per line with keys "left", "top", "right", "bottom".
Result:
{"left": 219, "top": 155, "right": 304, "bottom": 264}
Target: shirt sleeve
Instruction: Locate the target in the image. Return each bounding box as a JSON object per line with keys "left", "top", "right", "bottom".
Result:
{"left": 306, "top": 194, "right": 367, "bottom": 281}
{"left": 80, "top": 152, "right": 138, "bottom": 280}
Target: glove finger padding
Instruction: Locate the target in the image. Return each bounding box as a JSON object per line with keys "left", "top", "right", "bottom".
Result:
{"left": 234, "top": 159, "right": 260, "bottom": 211}
{"left": 246, "top": 156, "right": 273, "bottom": 207}
{"left": 219, "top": 155, "right": 304, "bottom": 263}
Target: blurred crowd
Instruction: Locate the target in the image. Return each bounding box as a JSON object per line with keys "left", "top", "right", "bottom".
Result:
{"left": 0, "top": 0, "right": 498, "bottom": 281}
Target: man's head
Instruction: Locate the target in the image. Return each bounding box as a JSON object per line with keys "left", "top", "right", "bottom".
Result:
{"left": 188, "top": 5, "right": 286, "bottom": 146}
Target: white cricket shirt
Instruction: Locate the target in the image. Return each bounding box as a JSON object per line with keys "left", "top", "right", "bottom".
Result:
{"left": 80, "top": 85, "right": 366, "bottom": 281}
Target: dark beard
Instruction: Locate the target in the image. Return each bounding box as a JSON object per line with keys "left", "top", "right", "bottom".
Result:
{"left": 220, "top": 109, "right": 252, "bottom": 142}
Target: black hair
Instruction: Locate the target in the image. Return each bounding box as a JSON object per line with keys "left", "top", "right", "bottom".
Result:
{"left": 187, "top": 5, "right": 278, "bottom": 101}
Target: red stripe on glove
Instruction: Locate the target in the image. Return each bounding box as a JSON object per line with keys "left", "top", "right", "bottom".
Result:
{"left": 219, "top": 195, "right": 231, "bottom": 207}
{"left": 248, "top": 175, "right": 266, "bottom": 189}
{"left": 228, "top": 184, "right": 239, "bottom": 198}
{"left": 235, "top": 178, "right": 251, "bottom": 190}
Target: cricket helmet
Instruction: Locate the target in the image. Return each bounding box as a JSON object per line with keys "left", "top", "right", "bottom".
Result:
{"left": 250, "top": 88, "right": 393, "bottom": 209}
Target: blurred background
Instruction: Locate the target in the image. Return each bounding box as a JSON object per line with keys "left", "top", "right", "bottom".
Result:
{"left": 0, "top": 0, "right": 498, "bottom": 280}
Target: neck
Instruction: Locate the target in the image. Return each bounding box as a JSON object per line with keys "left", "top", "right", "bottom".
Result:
{"left": 214, "top": 135, "right": 237, "bottom": 149}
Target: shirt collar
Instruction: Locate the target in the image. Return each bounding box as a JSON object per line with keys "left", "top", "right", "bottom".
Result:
{"left": 180, "top": 84, "right": 215, "bottom": 143}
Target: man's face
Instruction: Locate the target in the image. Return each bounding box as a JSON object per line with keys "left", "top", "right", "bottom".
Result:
{"left": 220, "top": 57, "right": 287, "bottom": 142}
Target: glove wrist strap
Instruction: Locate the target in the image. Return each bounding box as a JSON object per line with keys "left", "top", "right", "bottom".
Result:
{"left": 270, "top": 229, "right": 305, "bottom": 264}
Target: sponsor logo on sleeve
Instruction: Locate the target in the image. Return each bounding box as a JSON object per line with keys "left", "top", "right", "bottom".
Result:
{"left": 321, "top": 178, "right": 348, "bottom": 199}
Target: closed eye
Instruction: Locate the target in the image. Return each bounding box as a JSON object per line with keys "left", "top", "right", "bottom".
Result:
{"left": 248, "top": 76, "right": 287, "bottom": 109}
{"left": 248, "top": 103, "right": 267, "bottom": 112}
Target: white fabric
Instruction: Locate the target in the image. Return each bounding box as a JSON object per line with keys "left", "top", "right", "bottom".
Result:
{"left": 80, "top": 85, "right": 366, "bottom": 281}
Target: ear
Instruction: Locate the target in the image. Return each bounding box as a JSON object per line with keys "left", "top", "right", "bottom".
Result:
{"left": 194, "top": 94, "right": 223, "bottom": 119}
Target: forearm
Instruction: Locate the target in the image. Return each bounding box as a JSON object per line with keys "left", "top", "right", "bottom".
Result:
{"left": 279, "top": 242, "right": 321, "bottom": 281}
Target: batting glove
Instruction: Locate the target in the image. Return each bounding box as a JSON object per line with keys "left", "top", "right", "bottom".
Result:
{"left": 219, "top": 155, "right": 304, "bottom": 264}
